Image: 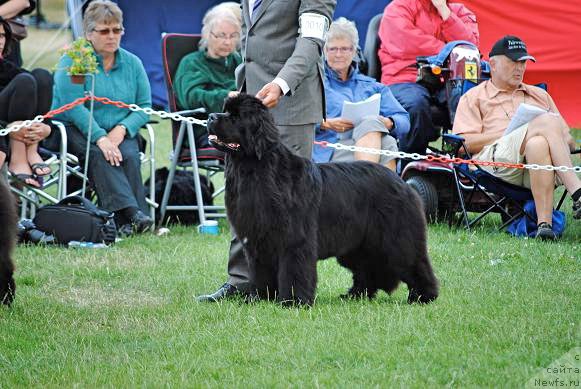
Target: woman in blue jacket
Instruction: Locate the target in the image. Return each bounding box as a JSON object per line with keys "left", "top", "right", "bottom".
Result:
{"left": 313, "top": 18, "right": 410, "bottom": 171}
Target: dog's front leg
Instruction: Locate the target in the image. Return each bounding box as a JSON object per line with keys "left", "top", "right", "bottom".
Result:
{"left": 250, "top": 259, "right": 278, "bottom": 301}
{"left": 276, "top": 249, "right": 317, "bottom": 307}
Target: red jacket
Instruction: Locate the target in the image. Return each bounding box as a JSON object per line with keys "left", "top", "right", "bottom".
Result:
{"left": 378, "top": 0, "right": 479, "bottom": 85}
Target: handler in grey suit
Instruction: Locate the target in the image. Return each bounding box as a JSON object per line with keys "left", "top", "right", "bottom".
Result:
{"left": 198, "top": 0, "right": 336, "bottom": 302}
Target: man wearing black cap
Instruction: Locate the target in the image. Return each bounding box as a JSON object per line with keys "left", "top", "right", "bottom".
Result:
{"left": 453, "top": 35, "right": 581, "bottom": 240}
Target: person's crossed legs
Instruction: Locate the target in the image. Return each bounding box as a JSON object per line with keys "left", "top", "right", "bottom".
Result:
{"left": 522, "top": 113, "right": 581, "bottom": 225}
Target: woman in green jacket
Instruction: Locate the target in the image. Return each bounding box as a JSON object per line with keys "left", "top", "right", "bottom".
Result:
{"left": 174, "top": 4, "right": 241, "bottom": 147}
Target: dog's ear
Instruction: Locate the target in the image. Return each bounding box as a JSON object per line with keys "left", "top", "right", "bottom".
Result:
{"left": 252, "top": 117, "right": 278, "bottom": 160}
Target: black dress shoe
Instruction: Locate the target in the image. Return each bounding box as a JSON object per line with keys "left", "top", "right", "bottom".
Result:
{"left": 197, "top": 283, "right": 239, "bottom": 302}
{"left": 130, "top": 210, "right": 153, "bottom": 234}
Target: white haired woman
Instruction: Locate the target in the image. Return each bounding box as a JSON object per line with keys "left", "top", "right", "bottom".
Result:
{"left": 52, "top": 0, "right": 153, "bottom": 235}
{"left": 173, "top": 4, "right": 241, "bottom": 147}
{"left": 313, "top": 17, "right": 410, "bottom": 171}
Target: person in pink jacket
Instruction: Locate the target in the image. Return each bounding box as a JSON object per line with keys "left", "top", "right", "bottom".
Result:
{"left": 378, "top": 0, "right": 479, "bottom": 155}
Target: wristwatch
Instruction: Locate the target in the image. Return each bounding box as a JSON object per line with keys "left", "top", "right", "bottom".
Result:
{"left": 118, "top": 124, "right": 127, "bottom": 131}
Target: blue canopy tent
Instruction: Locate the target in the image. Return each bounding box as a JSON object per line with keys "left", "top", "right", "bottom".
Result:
{"left": 114, "top": 0, "right": 387, "bottom": 108}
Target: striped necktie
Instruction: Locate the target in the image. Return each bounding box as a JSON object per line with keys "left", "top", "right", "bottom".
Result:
{"left": 251, "top": 0, "right": 262, "bottom": 23}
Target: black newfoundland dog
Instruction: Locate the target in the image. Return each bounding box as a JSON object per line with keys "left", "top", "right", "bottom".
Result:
{"left": 0, "top": 177, "right": 16, "bottom": 306}
{"left": 207, "top": 94, "right": 438, "bottom": 306}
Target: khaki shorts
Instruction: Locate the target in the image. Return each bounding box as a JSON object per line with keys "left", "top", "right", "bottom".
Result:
{"left": 332, "top": 117, "right": 398, "bottom": 164}
{"left": 474, "top": 124, "right": 531, "bottom": 187}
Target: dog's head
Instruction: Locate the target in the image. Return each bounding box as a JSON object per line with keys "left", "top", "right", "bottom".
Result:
{"left": 207, "top": 94, "right": 280, "bottom": 160}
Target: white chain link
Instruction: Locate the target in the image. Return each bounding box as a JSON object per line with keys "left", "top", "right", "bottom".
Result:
{"left": 330, "top": 142, "right": 429, "bottom": 161}
{"left": 127, "top": 104, "right": 208, "bottom": 126}
{"left": 326, "top": 142, "right": 580, "bottom": 172}
{"left": 523, "top": 163, "right": 581, "bottom": 173}
{"left": 0, "top": 115, "right": 46, "bottom": 136}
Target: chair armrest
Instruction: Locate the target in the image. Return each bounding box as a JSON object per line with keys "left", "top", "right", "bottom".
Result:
{"left": 442, "top": 133, "right": 467, "bottom": 157}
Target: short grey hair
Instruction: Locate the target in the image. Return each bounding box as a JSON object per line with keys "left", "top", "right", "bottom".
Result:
{"left": 199, "top": 5, "right": 241, "bottom": 49}
{"left": 325, "top": 17, "right": 359, "bottom": 51}
{"left": 83, "top": 0, "right": 123, "bottom": 35}
{"left": 212, "top": 2, "right": 242, "bottom": 25}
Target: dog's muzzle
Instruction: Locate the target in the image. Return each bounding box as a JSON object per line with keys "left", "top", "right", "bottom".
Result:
{"left": 206, "top": 113, "right": 240, "bottom": 152}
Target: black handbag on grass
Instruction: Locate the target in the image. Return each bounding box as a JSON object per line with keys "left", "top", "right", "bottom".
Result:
{"left": 33, "top": 196, "right": 117, "bottom": 245}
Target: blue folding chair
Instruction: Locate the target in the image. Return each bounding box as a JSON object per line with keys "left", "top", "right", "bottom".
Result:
{"left": 441, "top": 133, "right": 569, "bottom": 230}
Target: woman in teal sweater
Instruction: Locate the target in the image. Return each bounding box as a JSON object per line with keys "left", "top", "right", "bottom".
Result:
{"left": 173, "top": 4, "right": 241, "bottom": 147}
{"left": 52, "top": 0, "right": 152, "bottom": 234}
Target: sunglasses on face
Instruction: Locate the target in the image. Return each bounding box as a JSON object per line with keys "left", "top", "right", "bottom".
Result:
{"left": 93, "top": 27, "right": 125, "bottom": 36}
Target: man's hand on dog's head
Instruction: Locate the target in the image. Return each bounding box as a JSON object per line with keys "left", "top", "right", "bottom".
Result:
{"left": 256, "top": 82, "right": 283, "bottom": 108}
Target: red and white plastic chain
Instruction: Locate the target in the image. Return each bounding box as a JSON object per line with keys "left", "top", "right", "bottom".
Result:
{"left": 314, "top": 141, "right": 581, "bottom": 173}
{"left": 0, "top": 96, "right": 208, "bottom": 137}
{"left": 0, "top": 95, "right": 578, "bottom": 173}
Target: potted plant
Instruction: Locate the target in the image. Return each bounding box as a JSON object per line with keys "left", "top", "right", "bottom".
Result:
{"left": 59, "top": 38, "right": 99, "bottom": 84}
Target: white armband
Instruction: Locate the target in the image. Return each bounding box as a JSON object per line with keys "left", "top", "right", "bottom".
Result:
{"left": 299, "top": 12, "right": 329, "bottom": 41}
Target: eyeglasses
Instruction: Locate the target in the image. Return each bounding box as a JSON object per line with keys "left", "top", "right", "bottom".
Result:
{"left": 93, "top": 27, "right": 125, "bottom": 36}
{"left": 326, "top": 46, "right": 354, "bottom": 54}
{"left": 210, "top": 32, "right": 240, "bottom": 41}
{"left": 0, "top": 33, "right": 6, "bottom": 39}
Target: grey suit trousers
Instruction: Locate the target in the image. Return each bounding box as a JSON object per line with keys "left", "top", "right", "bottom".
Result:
{"left": 227, "top": 123, "right": 315, "bottom": 290}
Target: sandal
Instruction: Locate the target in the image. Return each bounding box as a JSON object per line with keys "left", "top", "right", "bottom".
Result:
{"left": 9, "top": 171, "right": 42, "bottom": 188}
{"left": 30, "top": 162, "right": 52, "bottom": 177}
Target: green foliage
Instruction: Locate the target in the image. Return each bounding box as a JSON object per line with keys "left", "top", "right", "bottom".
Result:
{"left": 59, "top": 37, "right": 99, "bottom": 76}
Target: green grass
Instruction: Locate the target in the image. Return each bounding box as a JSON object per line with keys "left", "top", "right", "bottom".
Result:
{"left": 1, "top": 223, "right": 579, "bottom": 387}
{"left": 3, "top": 3, "right": 580, "bottom": 386}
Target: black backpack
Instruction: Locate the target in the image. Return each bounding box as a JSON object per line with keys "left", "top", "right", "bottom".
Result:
{"left": 33, "top": 196, "right": 117, "bottom": 245}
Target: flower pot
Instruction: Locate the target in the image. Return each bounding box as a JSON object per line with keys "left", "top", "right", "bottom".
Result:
{"left": 70, "top": 75, "right": 86, "bottom": 84}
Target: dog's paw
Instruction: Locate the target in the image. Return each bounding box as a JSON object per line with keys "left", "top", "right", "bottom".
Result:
{"left": 340, "top": 287, "right": 376, "bottom": 300}
{"left": 0, "top": 276, "right": 16, "bottom": 307}
{"left": 279, "top": 297, "right": 313, "bottom": 308}
{"left": 407, "top": 289, "right": 438, "bottom": 304}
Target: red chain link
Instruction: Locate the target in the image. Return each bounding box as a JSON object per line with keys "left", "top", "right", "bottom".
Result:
{"left": 425, "top": 154, "right": 525, "bottom": 169}
{"left": 44, "top": 96, "right": 90, "bottom": 118}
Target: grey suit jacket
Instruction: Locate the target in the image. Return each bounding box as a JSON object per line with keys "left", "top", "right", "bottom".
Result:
{"left": 239, "top": 0, "right": 336, "bottom": 126}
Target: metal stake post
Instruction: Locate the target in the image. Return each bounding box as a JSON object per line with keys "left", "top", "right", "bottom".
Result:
{"left": 81, "top": 73, "right": 95, "bottom": 199}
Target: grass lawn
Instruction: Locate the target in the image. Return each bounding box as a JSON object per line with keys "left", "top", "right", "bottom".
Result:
{"left": 1, "top": 222, "right": 579, "bottom": 387}
{"left": 2, "top": 2, "right": 579, "bottom": 387}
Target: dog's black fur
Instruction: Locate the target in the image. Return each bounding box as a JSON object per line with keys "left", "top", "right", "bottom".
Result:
{"left": 207, "top": 94, "right": 439, "bottom": 306}
{"left": 0, "top": 177, "right": 16, "bottom": 306}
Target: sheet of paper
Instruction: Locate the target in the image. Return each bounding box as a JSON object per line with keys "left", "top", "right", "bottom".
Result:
{"left": 504, "top": 103, "right": 551, "bottom": 136}
{"left": 341, "top": 93, "right": 381, "bottom": 126}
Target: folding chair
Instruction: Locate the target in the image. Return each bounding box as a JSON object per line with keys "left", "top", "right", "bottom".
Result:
{"left": 7, "top": 120, "right": 156, "bottom": 224}
{"left": 362, "top": 13, "right": 383, "bottom": 82}
{"left": 62, "top": 122, "right": 157, "bottom": 225}
{"left": 159, "top": 33, "right": 226, "bottom": 226}
{"left": 402, "top": 80, "right": 571, "bottom": 229}
{"left": 363, "top": 10, "right": 450, "bottom": 137}
{"left": 7, "top": 120, "right": 76, "bottom": 219}
{"left": 442, "top": 133, "right": 568, "bottom": 231}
